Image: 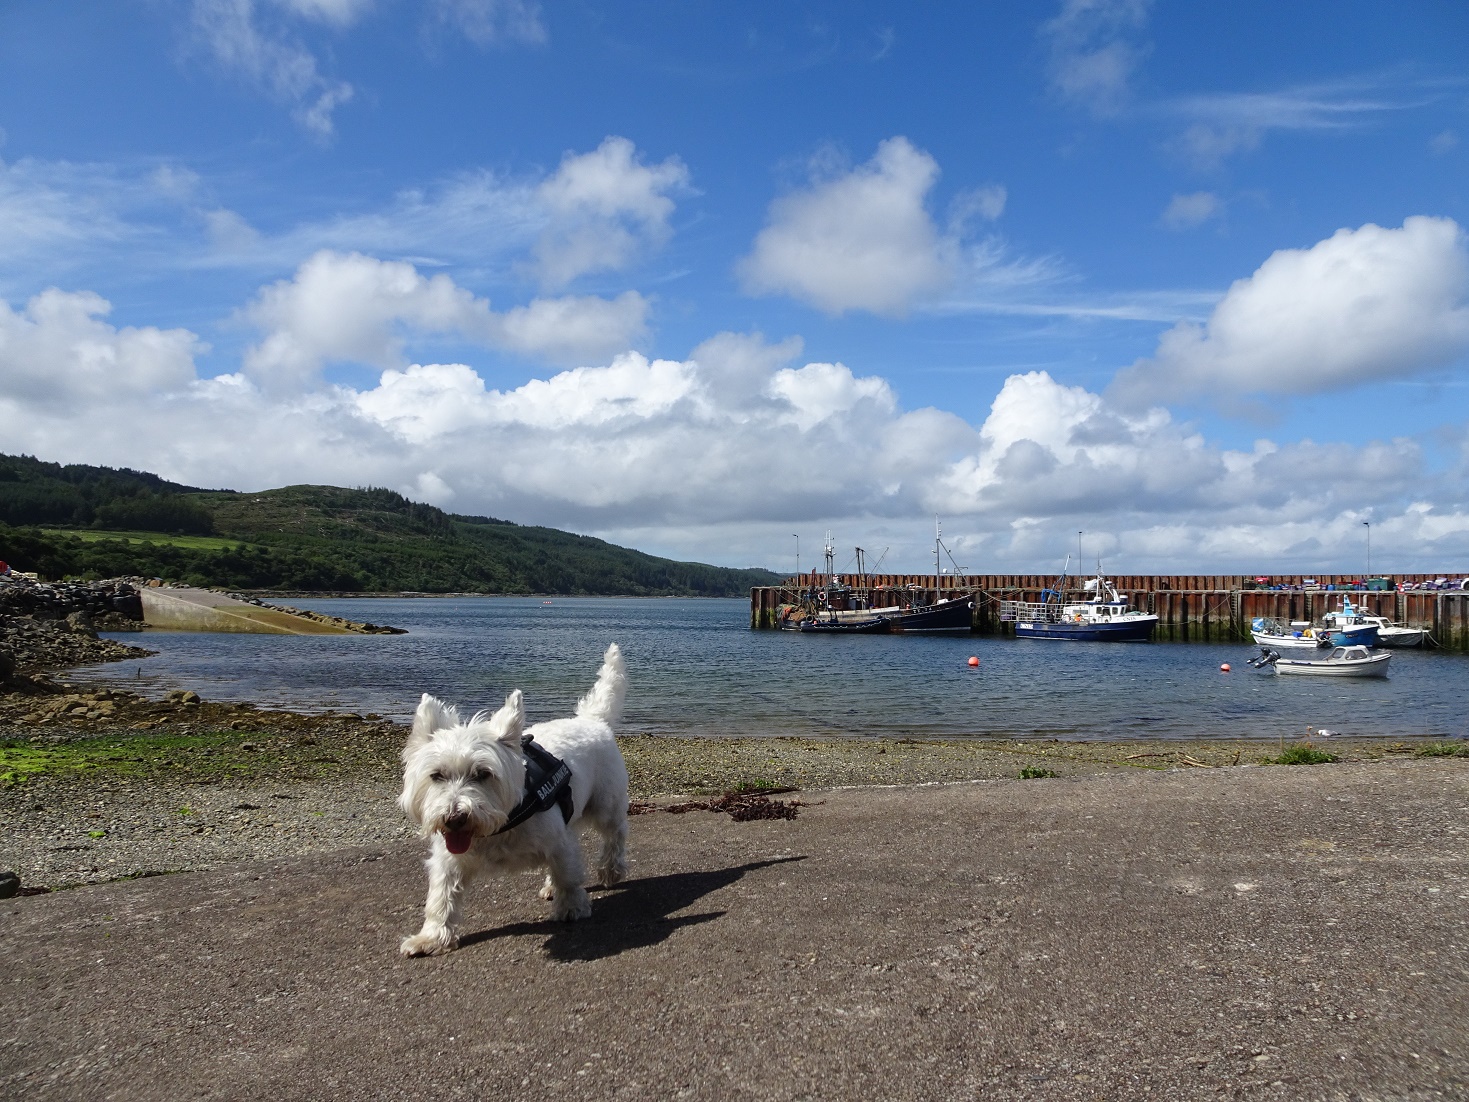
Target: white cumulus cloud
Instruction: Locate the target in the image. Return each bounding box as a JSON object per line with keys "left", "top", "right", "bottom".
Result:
{"left": 240, "top": 250, "right": 650, "bottom": 387}
{"left": 531, "top": 137, "right": 690, "bottom": 288}
{"left": 1111, "top": 216, "right": 1469, "bottom": 406}
{"left": 0, "top": 288, "right": 203, "bottom": 405}
{"left": 3, "top": 280, "right": 1467, "bottom": 574}
{"left": 738, "top": 137, "right": 955, "bottom": 316}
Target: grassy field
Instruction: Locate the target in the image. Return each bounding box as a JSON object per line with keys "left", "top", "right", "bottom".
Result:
{"left": 38, "top": 529, "right": 245, "bottom": 551}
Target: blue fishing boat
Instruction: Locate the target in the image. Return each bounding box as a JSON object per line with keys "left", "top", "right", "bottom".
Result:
{"left": 1317, "top": 598, "right": 1381, "bottom": 647}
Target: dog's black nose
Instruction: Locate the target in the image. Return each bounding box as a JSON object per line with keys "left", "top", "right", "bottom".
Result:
{"left": 444, "top": 812, "right": 469, "bottom": 831}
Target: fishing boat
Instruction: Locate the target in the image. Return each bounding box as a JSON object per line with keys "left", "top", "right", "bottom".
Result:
{"left": 778, "top": 522, "right": 975, "bottom": 634}
{"left": 1252, "top": 645, "right": 1391, "bottom": 678}
{"left": 1000, "top": 563, "right": 1159, "bottom": 642}
{"left": 796, "top": 613, "right": 890, "bottom": 634}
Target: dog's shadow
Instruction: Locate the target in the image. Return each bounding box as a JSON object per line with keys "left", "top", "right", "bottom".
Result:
{"left": 459, "top": 855, "right": 806, "bottom": 962}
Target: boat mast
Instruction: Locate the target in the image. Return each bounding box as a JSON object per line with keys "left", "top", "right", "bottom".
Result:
{"left": 934, "top": 516, "right": 942, "bottom": 600}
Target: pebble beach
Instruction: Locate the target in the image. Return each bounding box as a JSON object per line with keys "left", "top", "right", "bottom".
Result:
{"left": 3, "top": 592, "right": 1465, "bottom": 894}
{"left": 2, "top": 670, "right": 1457, "bottom": 892}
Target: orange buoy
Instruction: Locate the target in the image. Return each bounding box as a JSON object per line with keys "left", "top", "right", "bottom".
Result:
{"left": 1220, "top": 663, "right": 1231, "bottom": 672}
{"left": 968, "top": 656, "right": 980, "bottom": 667}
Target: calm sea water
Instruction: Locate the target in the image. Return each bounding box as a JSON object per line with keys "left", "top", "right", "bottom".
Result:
{"left": 74, "top": 596, "right": 1467, "bottom": 741}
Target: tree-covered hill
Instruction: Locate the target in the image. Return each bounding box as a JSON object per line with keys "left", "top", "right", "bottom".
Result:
{"left": 0, "top": 455, "right": 780, "bottom": 596}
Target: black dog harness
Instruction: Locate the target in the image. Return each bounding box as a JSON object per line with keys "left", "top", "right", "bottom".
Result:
{"left": 492, "top": 736, "right": 574, "bottom": 836}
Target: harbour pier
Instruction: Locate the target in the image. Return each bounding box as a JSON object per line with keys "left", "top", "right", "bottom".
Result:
{"left": 750, "top": 572, "right": 1469, "bottom": 650}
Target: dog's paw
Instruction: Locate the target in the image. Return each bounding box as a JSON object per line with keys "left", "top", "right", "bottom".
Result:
{"left": 538, "top": 875, "right": 556, "bottom": 901}
{"left": 595, "top": 860, "right": 627, "bottom": 888}
{"left": 399, "top": 928, "right": 458, "bottom": 957}
{"left": 550, "top": 888, "right": 592, "bottom": 921}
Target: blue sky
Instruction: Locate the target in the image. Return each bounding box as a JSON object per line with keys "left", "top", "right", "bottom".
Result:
{"left": 1, "top": 1, "right": 1467, "bottom": 574}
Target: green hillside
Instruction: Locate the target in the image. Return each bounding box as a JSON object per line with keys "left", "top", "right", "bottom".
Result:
{"left": 0, "top": 454, "right": 780, "bottom": 596}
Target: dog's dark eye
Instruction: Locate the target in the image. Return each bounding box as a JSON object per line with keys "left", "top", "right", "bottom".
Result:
{"left": 471, "top": 766, "right": 492, "bottom": 783}
{"left": 429, "top": 770, "right": 446, "bottom": 783}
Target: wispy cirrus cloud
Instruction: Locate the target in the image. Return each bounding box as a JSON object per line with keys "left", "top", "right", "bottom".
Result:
{"left": 189, "top": 0, "right": 356, "bottom": 139}
{"left": 0, "top": 135, "right": 689, "bottom": 298}
{"left": 1039, "top": 0, "right": 1153, "bottom": 117}
{"left": 186, "top": 0, "right": 547, "bottom": 138}
{"left": 1160, "top": 191, "right": 1221, "bottom": 230}
{"left": 1162, "top": 78, "right": 1434, "bottom": 168}
{"left": 430, "top": 0, "right": 546, "bottom": 46}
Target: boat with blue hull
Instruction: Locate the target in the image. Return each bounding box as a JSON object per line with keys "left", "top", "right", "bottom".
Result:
{"left": 1000, "top": 569, "right": 1159, "bottom": 642}
{"left": 1317, "top": 599, "right": 1382, "bottom": 647}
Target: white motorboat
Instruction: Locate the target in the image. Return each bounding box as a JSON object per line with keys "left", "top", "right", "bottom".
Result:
{"left": 1254, "top": 644, "right": 1392, "bottom": 678}
{"left": 1249, "top": 619, "right": 1332, "bottom": 651}
{"left": 1354, "top": 614, "right": 1425, "bottom": 648}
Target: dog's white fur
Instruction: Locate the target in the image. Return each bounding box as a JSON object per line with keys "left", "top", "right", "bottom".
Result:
{"left": 398, "top": 643, "right": 630, "bottom": 956}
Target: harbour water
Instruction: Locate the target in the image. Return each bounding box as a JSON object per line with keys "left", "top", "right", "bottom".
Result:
{"left": 76, "top": 596, "right": 1466, "bottom": 742}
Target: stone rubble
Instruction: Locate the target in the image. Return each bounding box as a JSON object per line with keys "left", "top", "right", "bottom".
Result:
{"left": 0, "top": 575, "right": 144, "bottom": 630}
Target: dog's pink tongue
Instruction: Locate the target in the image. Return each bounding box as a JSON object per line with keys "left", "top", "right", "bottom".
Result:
{"left": 443, "top": 828, "right": 473, "bottom": 854}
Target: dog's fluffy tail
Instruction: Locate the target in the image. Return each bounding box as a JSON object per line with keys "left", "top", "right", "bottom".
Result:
{"left": 575, "top": 643, "right": 627, "bottom": 727}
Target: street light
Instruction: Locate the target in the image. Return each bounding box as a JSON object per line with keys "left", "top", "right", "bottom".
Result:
{"left": 1363, "top": 521, "right": 1371, "bottom": 577}
{"left": 793, "top": 534, "right": 799, "bottom": 580}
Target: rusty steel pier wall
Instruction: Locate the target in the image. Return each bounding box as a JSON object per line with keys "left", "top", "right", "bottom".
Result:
{"left": 750, "top": 573, "right": 1469, "bottom": 651}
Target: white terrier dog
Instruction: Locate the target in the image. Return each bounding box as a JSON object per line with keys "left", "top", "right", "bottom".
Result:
{"left": 398, "top": 643, "right": 630, "bottom": 957}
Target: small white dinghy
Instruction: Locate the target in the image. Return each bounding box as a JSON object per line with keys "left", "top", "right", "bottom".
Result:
{"left": 1253, "top": 644, "right": 1392, "bottom": 678}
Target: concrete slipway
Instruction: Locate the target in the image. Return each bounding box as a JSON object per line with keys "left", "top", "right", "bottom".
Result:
{"left": 2, "top": 760, "right": 1465, "bottom": 1101}
{"left": 139, "top": 587, "right": 352, "bottom": 634}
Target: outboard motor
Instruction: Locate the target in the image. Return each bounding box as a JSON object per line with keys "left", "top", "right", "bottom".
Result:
{"left": 1248, "top": 648, "right": 1280, "bottom": 669}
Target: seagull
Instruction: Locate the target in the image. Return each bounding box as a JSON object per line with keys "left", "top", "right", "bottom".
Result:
{"left": 1307, "top": 726, "right": 1337, "bottom": 739}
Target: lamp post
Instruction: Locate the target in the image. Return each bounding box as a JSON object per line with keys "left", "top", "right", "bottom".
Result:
{"left": 1363, "top": 521, "right": 1371, "bottom": 577}
{"left": 793, "top": 534, "right": 799, "bottom": 581}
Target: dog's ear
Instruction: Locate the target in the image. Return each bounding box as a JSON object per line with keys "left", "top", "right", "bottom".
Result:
{"left": 489, "top": 689, "right": 525, "bottom": 746}
{"left": 403, "top": 694, "right": 456, "bottom": 761}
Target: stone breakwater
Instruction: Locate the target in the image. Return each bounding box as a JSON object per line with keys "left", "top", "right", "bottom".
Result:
{"left": 0, "top": 576, "right": 144, "bottom": 632}
{"left": 0, "top": 576, "right": 153, "bottom": 682}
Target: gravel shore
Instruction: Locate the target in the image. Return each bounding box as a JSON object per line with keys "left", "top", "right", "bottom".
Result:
{"left": 3, "top": 672, "right": 1462, "bottom": 893}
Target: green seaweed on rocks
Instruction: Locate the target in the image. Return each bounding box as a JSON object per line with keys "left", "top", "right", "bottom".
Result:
{"left": 1267, "top": 744, "right": 1338, "bottom": 765}
{"left": 1414, "top": 740, "right": 1469, "bottom": 758}
{"left": 1018, "top": 766, "right": 1060, "bottom": 779}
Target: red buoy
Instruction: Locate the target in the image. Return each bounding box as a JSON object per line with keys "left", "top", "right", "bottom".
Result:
{"left": 968, "top": 656, "right": 980, "bottom": 667}
{"left": 1220, "top": 663, "right": 1231, "bottom": 673}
